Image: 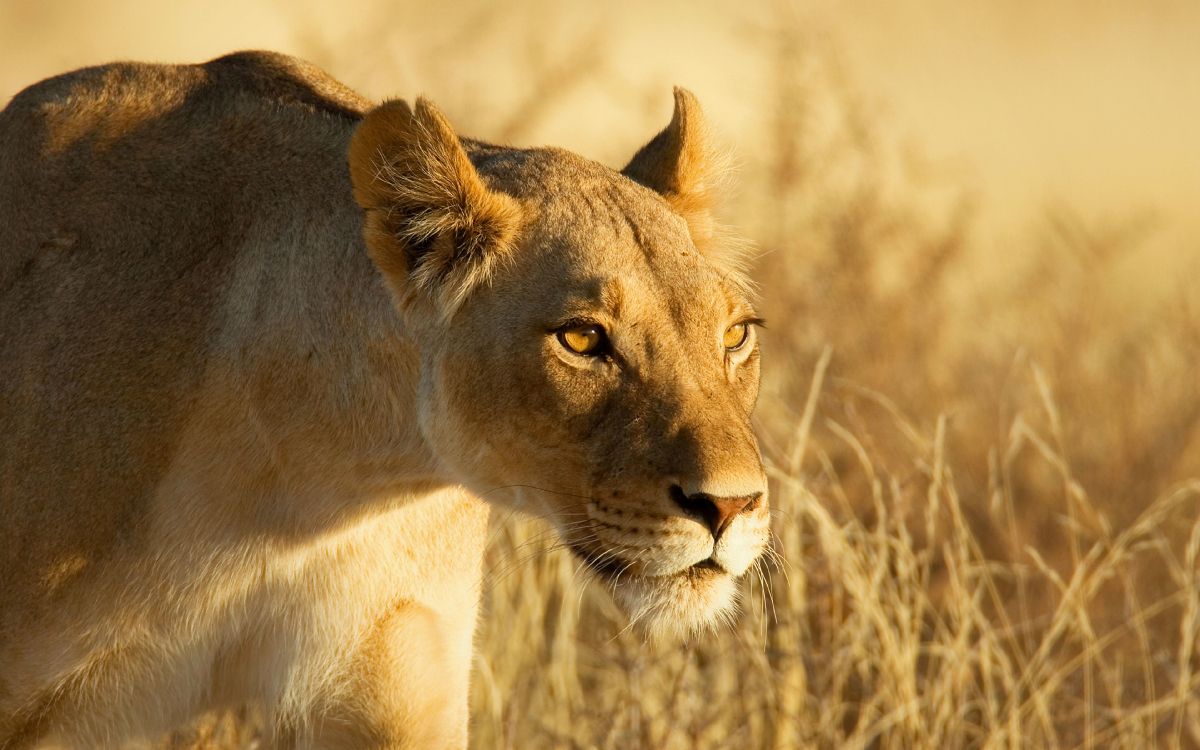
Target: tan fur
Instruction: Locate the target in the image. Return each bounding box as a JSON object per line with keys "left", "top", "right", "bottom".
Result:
{"left": 0, "top": 52, "right": 768, "bottom": 749}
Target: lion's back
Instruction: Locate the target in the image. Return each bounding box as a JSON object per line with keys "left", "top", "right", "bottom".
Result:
{"left": 0, "top": 52, "right": 368, "bottom": 639}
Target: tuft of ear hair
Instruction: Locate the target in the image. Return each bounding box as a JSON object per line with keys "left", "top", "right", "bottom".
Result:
{"left": 349, "top": 97, "right": 522, "bottom": 316}
{"left": 623, "top": 88, "right": 751, "bottom": 288}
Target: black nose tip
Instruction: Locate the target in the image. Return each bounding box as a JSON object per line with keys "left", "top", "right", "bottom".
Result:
{"left": 669, "top": 485, "right": 762, "bottom": 541}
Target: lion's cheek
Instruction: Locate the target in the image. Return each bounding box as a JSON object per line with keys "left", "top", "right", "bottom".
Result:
{"left": 413, "top": 353, "right": 504, "bottom": 485}
{"left": 418, "top": 345, "right": 591, "bottom": 490}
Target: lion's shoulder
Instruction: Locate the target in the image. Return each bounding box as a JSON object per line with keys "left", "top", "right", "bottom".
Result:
{"left": 0, "top": 54, "right": 376, "bottom": 627}
{"left": 0, "top": 52, "right": 369, "bottom": 287}
{"left": 199, "top": 51, "right": 373, "bottom": 119}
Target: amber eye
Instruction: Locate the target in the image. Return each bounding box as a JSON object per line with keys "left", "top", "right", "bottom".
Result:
{"left": 558, "top": 324, "right": 607, "bottom": 356}
{"left": 723, "top": 322, "right": 750, "bottom": 351}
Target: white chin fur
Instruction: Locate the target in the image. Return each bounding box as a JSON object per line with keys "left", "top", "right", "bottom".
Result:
{"left": 610, "top": 569, "right": 739, "bottom": 641}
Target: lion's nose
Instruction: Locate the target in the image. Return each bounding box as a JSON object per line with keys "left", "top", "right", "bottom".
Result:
{"left": 669, "top": 485, "right": 762, "bottom": 541}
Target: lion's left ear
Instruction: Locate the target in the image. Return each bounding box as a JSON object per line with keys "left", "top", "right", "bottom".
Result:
{"left": 622, "top": 87, "right": 726, "bottom": 249}
{"left": 349, "top": 97, "right": 522, "bottom": 317}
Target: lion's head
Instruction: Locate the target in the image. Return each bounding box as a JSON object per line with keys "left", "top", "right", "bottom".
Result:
{"left": 348, "top": 90, "right": 767, "bottom": 638}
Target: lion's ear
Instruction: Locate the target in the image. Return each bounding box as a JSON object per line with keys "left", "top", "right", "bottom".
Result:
{"left": 622, "top": 87, "right": 725, "bottom": 249}
{"left": 349, "top": 98, "right": 522, "bottom": 315}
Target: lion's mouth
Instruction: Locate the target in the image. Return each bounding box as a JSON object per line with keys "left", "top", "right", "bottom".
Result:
{"left": 567, "top": 542, "right": 742, "bottom": 638}
{"left": 569, "top": 544, "right": 727, "bottom": 581}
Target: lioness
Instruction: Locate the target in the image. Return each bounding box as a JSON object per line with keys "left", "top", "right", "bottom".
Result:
{"left": 0, "top": 52, "right": 767, "bottom": 748}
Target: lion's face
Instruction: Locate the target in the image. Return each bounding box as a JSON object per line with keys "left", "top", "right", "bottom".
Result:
{"left": 349, "top": 91, "right": 767, "bottom": 637}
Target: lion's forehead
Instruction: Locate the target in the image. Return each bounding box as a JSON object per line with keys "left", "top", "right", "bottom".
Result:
{"left": 481, "top": 147, "right": 751, "bottom": 351}
{"left": 480, "top": 147, "right": 687, "bottom": 239}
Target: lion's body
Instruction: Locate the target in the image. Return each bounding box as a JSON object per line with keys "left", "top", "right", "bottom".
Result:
{"left": 0, "top": 53, "right": 769, "bottom": 749}
{"left": 1, "top": 53, "right": 485, "bottom": 748}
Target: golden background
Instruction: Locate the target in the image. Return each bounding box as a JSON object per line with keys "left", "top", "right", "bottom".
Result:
{"left": 3, "top": 2, "right": 1198, "bottom": 747}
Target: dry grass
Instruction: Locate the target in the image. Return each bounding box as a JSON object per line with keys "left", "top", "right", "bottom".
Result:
{"left": 13, "top": 1, "right": 1191, "bottom": 747}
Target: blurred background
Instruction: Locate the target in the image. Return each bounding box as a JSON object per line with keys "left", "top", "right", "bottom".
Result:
{"left": 4, "top": 1, "right": 1198, "bottom": 747}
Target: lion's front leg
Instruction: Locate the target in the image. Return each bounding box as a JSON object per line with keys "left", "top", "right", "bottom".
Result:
{"left": 300, "top": 600, "right": 474, "bottom": 750}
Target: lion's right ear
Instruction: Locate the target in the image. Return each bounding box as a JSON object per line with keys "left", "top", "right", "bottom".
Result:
{"left": 349, "top": 98, "right": 522, "bottom": 316}
{"left": 622, "top": 88, "right": 727, "bottom": 252}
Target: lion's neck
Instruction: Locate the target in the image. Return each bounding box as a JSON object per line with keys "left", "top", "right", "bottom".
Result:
{"left": 199, "top": 191, "right": 454, "bottom": 538}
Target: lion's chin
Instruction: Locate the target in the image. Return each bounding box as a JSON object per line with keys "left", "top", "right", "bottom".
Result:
{"left": 606, "top": 565, "right": 740, "bottom": 641}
